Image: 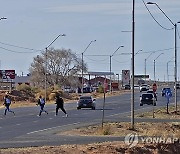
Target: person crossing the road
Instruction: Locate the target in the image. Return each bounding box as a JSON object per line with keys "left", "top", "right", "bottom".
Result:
{"left": 37, "top": 95, "right": 48, "bottom": 116}
{"left": 3, "top": 95, "right": 15, "bottom": 116}
{"left": 55, "top": 94, "right": 68, "bottom": 117}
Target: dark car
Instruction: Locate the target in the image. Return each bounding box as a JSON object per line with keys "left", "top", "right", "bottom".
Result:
{"left": 140, "top": 93, "right": 156, "bottom": 106}
{"left": 77, "top": 96, "right": 96, "bottom": 110}
{"left": 161, "top": 87, "right": 172, "bottom": 96}
{"left": 147, "top": 90, "right": 157, "bottom": 101}
{"left": 124, "top": 84, "right": 131, "bottom": 90}
{"left": 174, "top": 83, "right": 180, "bottom": 90}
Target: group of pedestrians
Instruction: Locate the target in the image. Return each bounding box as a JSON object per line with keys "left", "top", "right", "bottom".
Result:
{"left": 2, "top": 93, "right": 68, "bottom": 117}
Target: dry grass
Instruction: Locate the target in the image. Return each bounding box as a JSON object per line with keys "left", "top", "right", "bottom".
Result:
{"left": 0, "top": 141, "right": 180, "bottom": 154}
{"left": 59, "top": 122, "right": 180, "bottom": 138}
{"left": 136, "top": 105, "right": 180, "bottom": 119}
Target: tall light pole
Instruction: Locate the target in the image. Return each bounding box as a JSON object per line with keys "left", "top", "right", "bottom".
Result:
{"left": 81, "top": 40, "right": 96, "bottom": 94}
{"left": 147, "top": 1, "right": 179, "bottom": 113}
{"left": 135, "top": 49, "right": 142, "bottom": 56}
{"left": 109, "top": 46, "right": 124, "bottom": 93}
{"left": 0, "top": 17, "right": 7, "bottom": 20}
{"left": 45, "top": 34, "right": 66, "bottom": 102}
{"left": 0, "top": 17, "right": 7, "bottom": 71}
{"left": 145, "top": 52, "right": 154, "bottom": 81}
{"left": 131, "top": 0, "right": 135, "bottom": 130}
{"left": 167, "top": 60, "right": 174, "bottom": 83}
{"left": 153, "top": 53, "right": 164, "bottom": 81}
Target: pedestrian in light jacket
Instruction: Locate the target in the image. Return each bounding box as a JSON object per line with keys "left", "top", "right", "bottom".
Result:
{"left": 37, "top": 95, "right": 48, "bottom": 116}
{"left": 3, "top": 95, "right": 15, "bottom": 116}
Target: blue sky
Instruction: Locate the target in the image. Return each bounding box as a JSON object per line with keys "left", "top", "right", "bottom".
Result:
{"left": 0, "top": 0, "right": 180, "bottom": 81}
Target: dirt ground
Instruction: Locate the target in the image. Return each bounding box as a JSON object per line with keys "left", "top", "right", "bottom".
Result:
{"left": 59, "top": 122, "right": 180, "bottom": 138}
{"left": 0, "top": 141, "right": 179, "bottom": 154}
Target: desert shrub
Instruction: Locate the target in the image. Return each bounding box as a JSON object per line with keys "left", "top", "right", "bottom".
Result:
{"left": 97, "top": 85, "right": 104, "bottom": 93}
{"left": 98, "top": 125, "right": 111, "bottom": 135}
{"left": 49, "top": 92, "right": 56, "bottom": 101}
{"left": 16, "top": 84, "right": 31, "bottom": 92}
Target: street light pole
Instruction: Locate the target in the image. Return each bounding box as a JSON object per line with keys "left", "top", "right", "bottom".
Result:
{"left": 147, "top": 1, "right": 179, "bottom": 114}
{"left": 167, "top": 60, "right": 174, "bottom": 83}
{"left": 81, "top": 40, "right": 96, "bottom": 94}
{"left": 144, "top": 52, "right": 154, "bottom": 81}
{"left": 45, "top": 34, "right": 66, "bottom": 102}
{"left": 131, "top": 0, "right": 135, "bottom": 130}
{"left": 153, "top": 53, "right": 164, "bottom": 82}
{"left": 109, "top": 46, "right": 124, "bottom": 93}
{"left": 0, "top": 17, "right": 7, "bottom": 20}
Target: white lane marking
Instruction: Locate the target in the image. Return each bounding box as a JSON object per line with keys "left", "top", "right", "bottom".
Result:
{"left": 33, "top": 121, "right": 38, "bottom": 123}
{"left": 27, "top": 122, "right": 81, "bottom": 135}
{"left": 16, "top": 124, "right": 21, "bottom": 126}
{"left": 0, "top": 127, "right": 2, "bottom": 129}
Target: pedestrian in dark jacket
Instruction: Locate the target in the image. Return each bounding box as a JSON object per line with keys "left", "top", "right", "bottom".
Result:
{"left": 55, "top": 95, "right": 68, "bottom": 117}
{"left": 3, "top": 95, "right": 15, "bottom": 116}
{"left": 37, "top": 95, "right": 48, "bottom": 116}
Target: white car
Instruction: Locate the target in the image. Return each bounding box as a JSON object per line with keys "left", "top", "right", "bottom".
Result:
{"left": 140, "top": 84, "right": 149, "bottom": 92}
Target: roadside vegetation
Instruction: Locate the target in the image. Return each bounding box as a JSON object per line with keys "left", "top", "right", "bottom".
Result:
{"left": 136, "top": 105, "right": 180, "bottom": 119}
{"left": 60, "top": 122, "right": 180, "bottom": 138}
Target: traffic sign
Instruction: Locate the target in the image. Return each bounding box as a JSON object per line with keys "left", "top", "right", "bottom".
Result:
{"left": 165, "top": 88, "right": 172, "bottom": 99}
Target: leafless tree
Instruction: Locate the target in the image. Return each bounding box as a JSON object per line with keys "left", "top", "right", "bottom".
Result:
{"left": 29, "top": 48, "right": 87, "bottom": 88}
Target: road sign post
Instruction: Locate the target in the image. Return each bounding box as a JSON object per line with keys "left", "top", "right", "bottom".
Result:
{"left": 165, "top": 89, "right": 172, "bottom": 114}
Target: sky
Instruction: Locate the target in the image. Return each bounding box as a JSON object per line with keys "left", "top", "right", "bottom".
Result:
{"left": 0, "top": 0, "right": 180, "bottom": 81}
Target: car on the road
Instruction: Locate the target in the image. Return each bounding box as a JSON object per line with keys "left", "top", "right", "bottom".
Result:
{"left": 174, "top": 83, "right": 180, "bottom": 90}
{"left": 140, "top": 93, "right": 156, "bottom": 106}
{"left": 140, "top": 86, "right": 149, "bottom": 92}
{"left": 161, "top": 87, "right": 172, "bottom": 96}
{"left": 140, "top": 84, "right": 149, "bottom": 92}
{"left": 147, "top": 89, "right": 157, "bottom": 101}
{"left": 77, "top": 96, "right": 96, "bottom": 110}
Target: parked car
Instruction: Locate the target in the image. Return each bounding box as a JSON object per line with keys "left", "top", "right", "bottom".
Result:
{"left": 77, "top": 96, "right": 96, "bottom": 110}
{"left": 83, "top": 87, "right": 93, "bottom": 93}
{"left": 124, "top": 84, "right": 131, "bottom": 90}
{"left": 140, "top": 93, "right": 156, "bottom": 106}
{"left": 161, "top": 87, "right": 172, "bottom": 97}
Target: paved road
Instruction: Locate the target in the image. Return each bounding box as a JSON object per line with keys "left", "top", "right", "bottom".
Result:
{"left": 0, "top": 88, "right": 179, "bottom": 148}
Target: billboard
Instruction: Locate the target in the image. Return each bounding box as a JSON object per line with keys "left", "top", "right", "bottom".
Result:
{"left": 0, "top": 70, "right": 15, "bottom": 79}
{"left": 122, "top": 70, "right": 130, "bottom": 86}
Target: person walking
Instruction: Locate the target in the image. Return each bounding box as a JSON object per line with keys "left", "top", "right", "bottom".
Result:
{"left": 55, "top": 95, "right": 68, "bottom": 117}
{"left": 36, "top": 95, "right": 48, "bottom": 116}
{"left": 3, "top": 95, "right": 15, "bottom": 116}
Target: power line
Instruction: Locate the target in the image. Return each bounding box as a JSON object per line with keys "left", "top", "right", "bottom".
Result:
{"left": 0, "top": 46, "right": 42, "bottom": 53}
{"left": 84, "top": 55, "right": 109, "bottom": 62}
{"left": 0, "top": 41, "right": 43, "bottom": 52}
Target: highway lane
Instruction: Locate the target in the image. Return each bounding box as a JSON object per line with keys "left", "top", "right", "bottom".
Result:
{"left": 0, "top": 88, "right": 179, "bottom": 148}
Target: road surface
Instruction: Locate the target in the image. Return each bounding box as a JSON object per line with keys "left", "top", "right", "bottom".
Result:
{"left": 0, "top": 88, "right": 179, "bottom": 148}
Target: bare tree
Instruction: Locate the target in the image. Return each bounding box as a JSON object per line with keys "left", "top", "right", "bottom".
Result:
{"left": 29, "top": 48, "right": 87, "bottom": 88}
